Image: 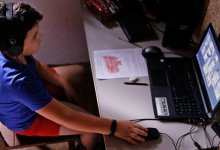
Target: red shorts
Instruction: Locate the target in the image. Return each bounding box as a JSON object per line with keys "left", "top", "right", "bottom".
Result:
{"left": 16, "top": 68, "right": 62, "bottom": 136}
{"left": 15, "top": 115, "right": 60, "bottom": 136}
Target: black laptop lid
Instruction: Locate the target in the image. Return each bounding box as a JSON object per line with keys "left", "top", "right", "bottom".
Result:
{"left": 193, "top": 24, "right": 220, "bottom": 117}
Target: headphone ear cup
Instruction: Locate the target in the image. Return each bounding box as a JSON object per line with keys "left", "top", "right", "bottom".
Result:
{"left": 6, "top": 45, "right": 23, "bottom": 56}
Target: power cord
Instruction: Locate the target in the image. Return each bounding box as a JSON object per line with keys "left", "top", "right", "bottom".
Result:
{"left": 131, "top": 118, "right": 217, "bottom": 150}
{"left": 203, "top": 124, "right": 212, "bottom": 148}
{"left": 211, "top": 135, "right": 217, "bottom": 148}
{"left": 175, "top": 124, "right": 199, "bottom": 150}
{"left": 189, "top": 124, "right": 202, "bottom": 150}
{"left": 188, "top": 120, "right": 211, "bottom": 150}
{"left": 160, "top": 132, "right": 177, "bottom": 150}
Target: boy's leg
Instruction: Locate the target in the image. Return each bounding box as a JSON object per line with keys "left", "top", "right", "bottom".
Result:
{"left": 53, "top": 64, "right": 99, "bottom": 149}
{"left": 53, "top": 64, "right": 86, "bottom": 89}
{"left": 53, "top": 63, "right": 99, "bottom": 115}
{"left": 59, "top": 102, "right": 98, "bottom": 150}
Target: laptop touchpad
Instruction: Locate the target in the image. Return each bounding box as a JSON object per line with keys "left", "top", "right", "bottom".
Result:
{"left": 151, "top": 69, "right": 168, "bottom": 86}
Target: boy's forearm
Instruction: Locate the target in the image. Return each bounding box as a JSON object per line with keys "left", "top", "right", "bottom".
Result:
{"left": 37, "top": 99, "right": 113, "bottom": 135}
{"left": 66, "top": 111, "right": 112, "bottom": 135}
{"left": 54, "top": 103, "right": 113, "bottom": 134}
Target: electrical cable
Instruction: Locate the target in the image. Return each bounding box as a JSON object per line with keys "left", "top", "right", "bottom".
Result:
{"left": 129, "top": 118, "right": 177, "bottom": 149}
{"left": 175, "top": 125, "right": 199, "bottom": 150}
{"left": 130, "top": 118, "right": 159, "bottom": 122}
{"left": 211, "top": 135, "right": 217, "bottom": 148}
{"left": 130, "top": 118, "right": 215, "bottom": 149}
{"left": 160, "top": 132, "right": 177, "bottom": 150}
{"left": 190, "top": 123, "right": 203, "bottom": 150}
{"left": 203, "top": 124, "right": 212, "bottom": 149}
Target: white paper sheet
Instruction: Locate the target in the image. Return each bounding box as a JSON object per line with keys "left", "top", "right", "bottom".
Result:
{"left": 93, "top": 48, "right": 148, "bottom": 79}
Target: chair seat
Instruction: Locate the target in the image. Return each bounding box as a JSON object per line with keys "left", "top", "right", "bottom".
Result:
{"left": 0, "top": 122, "right": 77, "bottom": 150}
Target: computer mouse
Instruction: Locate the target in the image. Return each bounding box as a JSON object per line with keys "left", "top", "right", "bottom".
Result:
{"left": 142, "top": 46, "right": 163, "bottom": 58}
{"left": 140, "top": 128, "right": 160, "bottom": 141}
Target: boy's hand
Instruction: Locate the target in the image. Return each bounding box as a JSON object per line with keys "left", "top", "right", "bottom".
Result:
{"left": 114, "top": 120, "right": 148, "bottom": 144}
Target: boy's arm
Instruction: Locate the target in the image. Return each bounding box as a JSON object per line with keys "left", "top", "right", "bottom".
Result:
{"left": 34, "top": 59, "right": 77, "bottom": 101}
{"left": 36, "top": 98, "right": 148, "bottom": 144}
{"left": 35, "top": 59, "right": 67, "bottom": 89}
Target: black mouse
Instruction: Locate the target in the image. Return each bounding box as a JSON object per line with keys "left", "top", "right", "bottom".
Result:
{"left": 142, "top": 46, "right": 163, "bottom": 58}
{"left": 140, "top": 128, "right": 160, "bottom": 141}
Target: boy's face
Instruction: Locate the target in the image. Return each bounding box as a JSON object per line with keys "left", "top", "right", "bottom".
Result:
{"left": 23, "top": 24, "right": 41, "bottom": 55}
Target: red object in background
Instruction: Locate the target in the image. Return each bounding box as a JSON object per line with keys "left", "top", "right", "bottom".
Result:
{"left": 85, "top": 0, "right": 120, "bottom": 23}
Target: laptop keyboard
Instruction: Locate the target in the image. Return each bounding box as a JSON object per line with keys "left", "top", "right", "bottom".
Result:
{"left": 166, "top": 61, "right": 201, "bottom": 116}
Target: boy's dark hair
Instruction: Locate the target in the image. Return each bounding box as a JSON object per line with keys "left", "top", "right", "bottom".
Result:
{"left": 0, "top": 2, "right": 43, "bottom": 52}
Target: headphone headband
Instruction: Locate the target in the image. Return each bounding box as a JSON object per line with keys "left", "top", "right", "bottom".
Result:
{"left": 6, "top": 3, "right": 13, "bottom": 21}
{"left": 4, "top": 3, "right": 23, "bottom": 57}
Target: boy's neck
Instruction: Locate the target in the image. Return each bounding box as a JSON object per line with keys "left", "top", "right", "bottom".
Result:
{"left": 3, "top": 53, "right": 27, "bottom": 64}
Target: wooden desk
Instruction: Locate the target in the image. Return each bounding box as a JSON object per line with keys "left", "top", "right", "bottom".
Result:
{"left": 81, "top": 4, "right": 220, "bottom": 150}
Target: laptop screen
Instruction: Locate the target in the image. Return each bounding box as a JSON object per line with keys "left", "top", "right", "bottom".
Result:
{"left": 196, "top": 25, "right": 220, "bottom": 112}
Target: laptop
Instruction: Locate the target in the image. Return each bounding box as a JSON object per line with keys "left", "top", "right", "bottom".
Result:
{"left": 147, "top": 24, "right": 220, "bottom": 121}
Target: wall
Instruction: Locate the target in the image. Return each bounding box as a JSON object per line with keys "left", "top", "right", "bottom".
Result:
{"left": 6, "top": 0, "right": 89, "bottom": 65}
{"left": 199, "top": 0, "right": 220, "bottom": 39}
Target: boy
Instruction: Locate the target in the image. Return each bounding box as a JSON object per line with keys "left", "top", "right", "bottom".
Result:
{"left": 0, "top": 2, "right": 148, "bottom": 149}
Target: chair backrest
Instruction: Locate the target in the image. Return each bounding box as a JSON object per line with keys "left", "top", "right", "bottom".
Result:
{"left": 0, "top": 122, "right": 77, "bottom": 149}
{"left": 0, "top": 122, "right": 18, "bottom": 147}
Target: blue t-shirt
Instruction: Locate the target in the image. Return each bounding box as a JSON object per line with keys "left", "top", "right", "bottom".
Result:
{"left": 0, "top": 52, "right": 52, "bottom": 131}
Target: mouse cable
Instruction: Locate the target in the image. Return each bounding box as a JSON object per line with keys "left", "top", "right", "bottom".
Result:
{"left": 175, "top": 124, "right": 198, "bottom": 150}
{"left": 190, "top": 121, "right": 213, "bottom": 149}
{"left": 211, "top": 135, "right": 218, "bottom": 148}
{"left": 203, "top": 123, "right": 212, "bottom": 148}
{"left": 129, "top": 118, "right": 159, "bottom": 122}
{"left": 159, "top": 132, "right": 177, "bottom": 150}
{"left": 175, "top": 131, "right": 196, "bottom": 150}
{"left": 190, "top": 121, "right": 214, "bottom": 149}
{"left": 189, "top": 124, "right": 203, "bottom": 150}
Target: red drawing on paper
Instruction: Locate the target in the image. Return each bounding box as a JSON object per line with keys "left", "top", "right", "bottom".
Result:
{"left": 103, "top": 56, "right": 122, "bottom": 73}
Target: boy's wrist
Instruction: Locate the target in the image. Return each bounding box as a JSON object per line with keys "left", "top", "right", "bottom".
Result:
{"left": 110, "top": 120, "right": 117, "bottom": 135}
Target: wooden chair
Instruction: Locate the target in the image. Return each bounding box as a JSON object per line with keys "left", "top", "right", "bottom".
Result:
{"left": 0, "top": 122, "right": 78, "bottom": 150}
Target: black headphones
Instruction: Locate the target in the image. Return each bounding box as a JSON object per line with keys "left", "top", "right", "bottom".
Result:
{"left": 5, "top": 3, "right": 23, "bottom": 57}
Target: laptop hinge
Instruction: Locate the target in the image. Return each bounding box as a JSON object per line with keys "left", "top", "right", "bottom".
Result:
{"left": 192, "top": 60, "right": 211, "bottom": 117}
